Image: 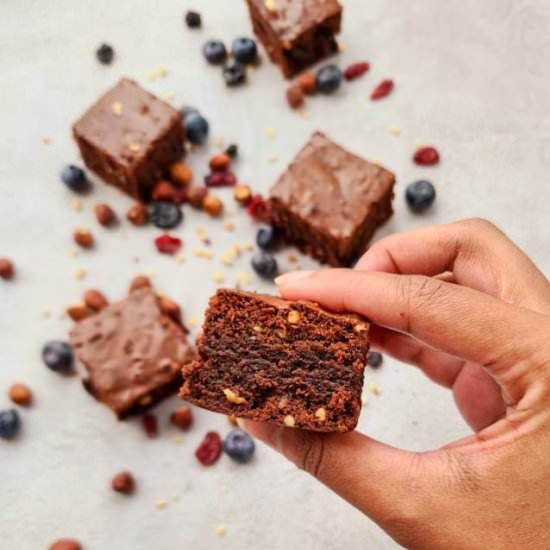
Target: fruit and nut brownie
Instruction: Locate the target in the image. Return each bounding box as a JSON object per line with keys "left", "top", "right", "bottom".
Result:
{"left": 70, "top": 288, "right": 195, "bottom": 418}
{"left": 73, "top": 78, "right": 185, "bottom": 201}
{"left": 180, "top": 289, "right": 369, "bottom": 432}
{"left": 245, "top": 0, "right": 342, "bottom": 78}
{"left": 268, "top": 131, "right": 395, "bottom": 266}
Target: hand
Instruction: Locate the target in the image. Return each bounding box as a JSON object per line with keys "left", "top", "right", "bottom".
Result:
{"left": 242, "top": 219, "right": 550, "bottom": 550}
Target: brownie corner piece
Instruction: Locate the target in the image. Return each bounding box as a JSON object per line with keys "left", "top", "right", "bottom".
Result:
{"left": 246, "top": 0, "right": 342, "bottom": 78}
{"left": 268, "top": 131, "right": 395, "bottom": 266}
{"left": 72, "top": 78, "right": 184, "bottom": 200}
{"left": 180, "top": 288, "right": 369, "bottom": 432}
{"left": 69, "top": 288, "right": 195, "bottom": 419}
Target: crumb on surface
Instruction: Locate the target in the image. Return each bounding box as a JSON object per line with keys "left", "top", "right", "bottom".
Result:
{"left": 215, "top": 525, "right": 226, "bottom": 537}
{"left": 174, "top": 435, "right": 184, "bottom": 445}
{"left": 187, "top": 315, "right": 198, "bottom": 327}
{"left": 71, "top": 198, "right": 82, "bottom": 211}
{"left": 74, "top": 267, "right": 86, "bottom": 280}
{"left": 41, "top": 136, "right": 51, "bottom": 144}
{"left": 154, "top": 499, "right": 168, "bottom": 510}
{"left": 337, "top": 41, "right": 346, "bottom": 52}
{"left": 361, "top": 394, "right": 368, "bottom": 406}
{"left": 223, "top": 220, "right": 235, "bottom": 231}
{"left": 176, "top": 254, "right": 186, "bottom": 264}
{"left": 367, "top": 382, "right": 380, "bottom": 396}
{"left": 264, "top": 127, "right": 275, "bottom": 138}
{"left": 213, "top": 136, "right": 225, "bottom": 147}
{"left": 267, "top": 153, "right": 278, "bottom": 163}
{"left": 235, "top": 272, "right": 252, "bottom": 286}
{"left": 194, "top": 247, "right": 214, "bottom": 259}
{"left": 390, "top": 124, "right": 402, "bottom": 135}
{"left": 212, "top": 272, "right": 225, "bottom": 284}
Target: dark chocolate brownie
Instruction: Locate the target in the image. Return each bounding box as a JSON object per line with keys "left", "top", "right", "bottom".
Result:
{"left": 70, "top": 289, "right": 195, "bottom": 419}
{"left": 180, "top": 289, "right": 369, "bottom": 432}
{"left": 245, "top": 0, "right": 342, "bottom": 78}
{"left": 73, "top": 78, "right": 184, "bottom": 201}
{"left": 268, "top": 131, "right": 395, "bottom": 266}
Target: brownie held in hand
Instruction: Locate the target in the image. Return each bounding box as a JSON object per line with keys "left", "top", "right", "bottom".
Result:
{"left": 180, "top": 289, "right": 369, "bottom": 432}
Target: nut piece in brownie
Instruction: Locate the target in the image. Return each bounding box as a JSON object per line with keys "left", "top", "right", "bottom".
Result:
{"left": 246, "top": 0, "right": 342, "bottom": 78}
{"left": 73, "top": 78, "right": 184, "bottom": 201}
{"left": 180, "top": 289, "right": 369, "bottom": 432}
{"left": 268, "top": 131, "right": 395, "bottom": 266}
{"left": 70, "top": 289, "right": 195, "bottom": 419}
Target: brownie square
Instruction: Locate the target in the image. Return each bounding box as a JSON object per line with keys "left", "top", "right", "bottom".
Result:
{"left": 268, "top": 131, "right": 395, "bottom": 266}
{"left": 70, "top": 289, "right": 195, "bottom": 419}
{"left": 180, "top": 289, "right": 369, "bottom": 432}
{"left": 73, "top": 78, "right": 185, "bottom": 200}
{"left": 246, "top": 0, "right": 342, "bottom": 78}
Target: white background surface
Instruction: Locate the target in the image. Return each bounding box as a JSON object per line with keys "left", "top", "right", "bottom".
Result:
{"left": 1, "top": 1, "right": 550, "bottom": 549}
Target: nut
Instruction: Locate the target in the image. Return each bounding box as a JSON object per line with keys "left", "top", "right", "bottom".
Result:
{"left": 297, "top": 72, "right": 316, "bottom": 95}
{"left": 286, "top": 85, "right": 304, "bottom": 109}
{"left": 111, "top": 471, "right": 135, "bottom": 495}
{"left": 202, "top": 194, "right": 224, "bottom": 217}
{"left": 8, "top": 383, "right": 32, "bottom": 406}
{"left": 170, "top": 406, "right": 194, "bottom": 430}
{"left": 49, "top": 539, "right": 82, "bottom": 550}
{"left": 209, "top": 153, "right": 231, "bottom": 172}
{"left": 287, "top": 310, "right": 301, "bottom": 324}
{"left": 152, "top": 180, "right": 175, "bottom": 201}
{"left": 354, "top": 322, "right": 368, "bottom": 333}
{"left": 283, "top": 415, "right": 295, "bottom": 428}
{"left": 94, "top": 203, "right": 116, "bottom": 226}
{"left": 73, "top": 229, "right": 94, "bottom": 249}
{"left": 0, "top": 258, "right": 15, "bottom": 280}
{"left": 129, "top": 275, "right": 152, "bottom": 293}
{"left": 187, "top": 186, "right": 208, "bottom": 209}
{"left": 127, "top": 203, "right": 148, "bottom": 225}
{"left": 83, "top": 289, "right": 108, "bottom": 311}
{"left": 233, "top": 184, "right": 252, "bottom": 205}
{"left": 169, "top": 162, "right": 193, "bottom": 186}
{"left": 66, "top": 304, "right": 90, "bottom": 321}
{"left": 223, "top": 388, "right": 247, "bottom": 404}
{"left": 159, "top": 296, "right": 181, "bottom": 323}
{"left": 315, "top": 407, "right": 327, "bottom": 422}
{"left": 227, "top": 415, "right": 238, "bottom": 426}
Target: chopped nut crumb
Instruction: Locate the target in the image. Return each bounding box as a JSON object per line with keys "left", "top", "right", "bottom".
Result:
{"left": 74, "top": 267, "right": 86, "bottom": 280}
{"left": 283, "top": 415, "right": 295, "bottom": 428}
{"left": 212, "top": 272, "right": 225, "bottom": 284}
{"left": 287, "top": 253, "right": 298, "bottom": 263}
{"left": 265, "top": 127, "right": 275, "bottom": 138}
{"left": 223, "top": 220, "right": 235, "bottom": 231}
{"left": 111, "top": 101, "right": 123, "bottom": 115}
{"left": 145, "top": 270, "right": 157, "bottom": 279}
{"left": 173, "top": 435, "right": 184, "bottom": 445}
{"left": 194, "top": 247, "right": 214, "bottom": 259}
{"left": 223, "top": 388, "right": 246, "bottom": 404}
{"left": 162, "top": 91, "right": 175, "bottom": 101}
{"left": 213, "top": 136, "right": 225, "bottom": 147}
{"left": 171, "top": 493, "right": 179, "bottom": 502}
{"left": 287, "top": 310, "right": 301, "bottom": 324}
{"left": 215, "top": 525, "right": 226, "bottom": 537}
{"left": 71, "top": 198, "right": 82, "bottom": 211}
{"left": 187, "top": 315, "right": 198, "bottom": 327}
{"left": 68, "top": 248, "right": 79, "bottom": 258}
{"left": 242, "top": 243, "right": 254, "bottom": 252}
{"left": 361, "top": 394, "right": 369, "bottom": 407}
{"left": 367, "top": 382, "right": 380, "bottom": 396}
{"left": 41, "top": 136, "right": 51, "bottom": 144}
{"left": 235, "top": 272, "right": 252, "bottom": 286}
{"left": 154, "top": 499, "right": 168, "bottom": 510}
{"left": 157, "top": 66, "right": 169, "bottom": 78}
{"left": 267, "top": 153, "right": 278, "bottom": 163}
{"left": 390, "top": 124, "right": 402, "bottom": 136}
{"left": 315, "top": 408, "right": 327, "bottom": 422}
{"left": 354, "top": 323, "right": 368, "bottom": 333}
{"left": 227, "top": 415, "right": 238, "bottom": 426}
{"left": 175, "top": 254, "right": 186, "bottom": 264}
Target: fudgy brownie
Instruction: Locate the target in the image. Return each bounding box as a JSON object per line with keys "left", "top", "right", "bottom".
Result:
{"left": 245, "top": 0, "right": 342, "bottom": 78}
{"left": 73, "top": 78, "right": 184, "bottom": 201}
{"left": 70, "top": 289, "right": 195, "bottom": 419}
{"left": 268, "top": 131, "right": 395, "bottom": 266}
{"left": 180, "top": 289, "right": 369, "bottom": 432}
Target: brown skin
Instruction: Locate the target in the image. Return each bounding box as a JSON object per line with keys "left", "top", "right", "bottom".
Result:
{"left": 243, "top": 219, "right": 550, "bottom": 550}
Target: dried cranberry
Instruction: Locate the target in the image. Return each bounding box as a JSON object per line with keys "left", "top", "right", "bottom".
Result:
{"left": 142, "top": 413, "right": 158, "bottom": 438}
{"left": 195, "top": 431, "right": 222, "bottom": 465}
{"left": 371, "top": 79, "right": 394, "bottom": 100}
{"left": 413, "top": 146, "right": 440, "bottom": 166}
{"left": 172, "top": 188, "right": 188, "bottom": 205}
{"left": 247, "top": 194, "right": 269, "bottom": 222}
{"left": 204, "top": 171, "right": 236, "bottom": 187}
{"left": 344, "top": 62, "right": 370, "bottom": 81}
{"left": 154, "top": 234, "right": 182, "bottom": 255}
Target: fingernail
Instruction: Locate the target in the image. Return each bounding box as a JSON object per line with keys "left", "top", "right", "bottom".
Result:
{"left": 274, "top": 270, "right": 314, "bottom": 286}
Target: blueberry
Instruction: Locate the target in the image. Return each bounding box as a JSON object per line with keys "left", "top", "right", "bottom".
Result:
{"left": 180, "top": 105, "right": 199, "bottom": 118}
{"left": 224, "top": 429, "right": 255, "bottom": 463}
{"left": 225, "top": 144, "right": 238, "bottom": 158}
{"left": 405, "top": 180, "right": 436, "bottom": 213}
{"left": 42, "top": 341, "right": 74, "bottom": 373}
{"left": 185, "top": 10, "right": 202, "bottom": 29}
{"left": 0, "top": 409, "right": 20, "bottom": 440}
{"left": 315, "top": 64, "right": 343, "bottom": 94}
{"left": 251, "top": 251, "right": 278, "bottom": 279}
{"left": 202, "top": 40, "right": 227, "bottom": 65}
{"left": 96, "top": 43, "right": 114, "bottom": 65}
{"left": 184, "top": 112, "right": 209, "bottom": 145}
{"left": 256, "top": 224, "right": 277, "bottom": 250}
{"left": 61, "top": 165, "right": 88, "bottom": 193}
{"left": 222, "top": 60, "right": 246, "bottom": 87}
{"left": 367, "top": 351, "right": 383, "bottom": 368}
{"left": 231, "top": 37, "right": 258, "bottom": 64}
{"left": 147, "top": 201, "right": 183, "bottom": 229}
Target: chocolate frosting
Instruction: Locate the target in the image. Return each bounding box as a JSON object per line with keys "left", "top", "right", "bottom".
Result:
{"left": 269, "top": 131, "right": 395, "bottom": 239}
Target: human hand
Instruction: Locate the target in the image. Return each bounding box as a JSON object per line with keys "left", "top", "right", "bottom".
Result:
{"left": 242, "top": 219, "right": 550, "bottom": 550}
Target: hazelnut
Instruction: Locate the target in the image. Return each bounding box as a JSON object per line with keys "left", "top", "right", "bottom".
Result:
{"left": 73, "top": 229, "right": 94, "bottom": 249}
{"left": 0, "top": 258, "right": 15, "bottom": 280}
{"left": 223, "top": 388, "right": 246, "bottom": 404}
{"left": 111, "top": 471, "right": 135, "bottom": 495}
{"left": 8, "top": 383, "right": 32, "bottom": 406}
{"left": 187, "top": 186, "right": 208, "bottom": 209}
{"left": 126, "top": 203, "right": 148, "bottom": 225}
{"left": 94, "top": 203, "right": 116, "bottom": 226}
{"left": 170, "top": 406, "right": 194, "bottom": 430}
{"left": 283, "top": 415, "right": 295, "bottom": 428}
{"left": 297, "top": 72, "right": 316, "bottom": 95}
{"left": 315, "top": 407, "right": 327, "bottom": 422}
{"left": 152, "top": 180, "right": 175, "bottom": 201}
{"left": 233, "top": 184, "right": 252, "bottom": 205}
{"left": 286, "top": 85, "right": 304, "bottom": 109}
{"left": 83, "top": 289, "right": 108, "bottom": 311}
{"left": 287, "top": 310, "right": 301, "bottom": 324}
{"left": 202, "top": 194, "right": 224, "bottom": 217}
{"left": 49, "top": 539, "right": 82, "bottom": 550}
{"left": 66, "top": 304, "right": 90, "bottom": 321}
{"left": 209, "top": 153, "right": 231, "bottom": 172}
{"left": 159, "top": 296, "right": 181, "bottom": 323}
{"left": 169, "top": 162, "right": 193, "bottom": 186}
{"left": 129, "top": 275, "right": 152, "bottom": 293}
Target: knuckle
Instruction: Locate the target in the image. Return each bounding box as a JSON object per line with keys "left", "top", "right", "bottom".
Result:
{"left": 459, "top": 217, "right": 497, "bottom": 233}
{"left": 293, "top": 432, "right": 326, "bottom": 478}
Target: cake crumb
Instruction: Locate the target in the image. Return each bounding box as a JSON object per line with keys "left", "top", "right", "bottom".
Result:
{"left": 223, "top": 220, "right": 235, "bottom": 231}
{"left": 213, "top": 136, "right": 225, "bottom": 148}
{"left": 223, "top": 388, "right": 246, "bottom": 404}
{"left": 71, "top": 198, "right": 82, "bottom": 211}
{"left": 215, "top": 525, "right": 226, "bottom": 537}
{"left": 265, "top": 127, "right": 276, "bottom": 138}
{"left": 111, "top": 101, "right": 123, "bottom": 115}
{"left": 390, "top": 124, "right": 402, "bottom": 136}
{"left": 174, "top": 435, "right": 184, "bottom": 445}
{"left": 267, "top": 153, "right": 278, "bottom": 163}
{"left": 194, "top": 247, "right": 214, "bottom": 259}
{"left": 212, "top": 272, "right": 225, "bottom": 284}
{"left": 315, "top": 407, "right": 327, "bottom": 422}
{"left": 367, "top": 382, "right": 380, "bottom": 396}
{"left": 74, "top": 267, "right": 86, "bottom": 280}
{"left": 154, "top": 499, "right": 168, "bottom": 510}
{"left": 283, "top": 415, "right": 295, "bottom": 428}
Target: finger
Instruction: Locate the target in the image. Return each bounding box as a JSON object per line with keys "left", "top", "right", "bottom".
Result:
{"left": 356, "top": 219, "right": 550, "bottom": 314}
{"left": 275, "top": 269, "right": 547, "bottom": 404}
